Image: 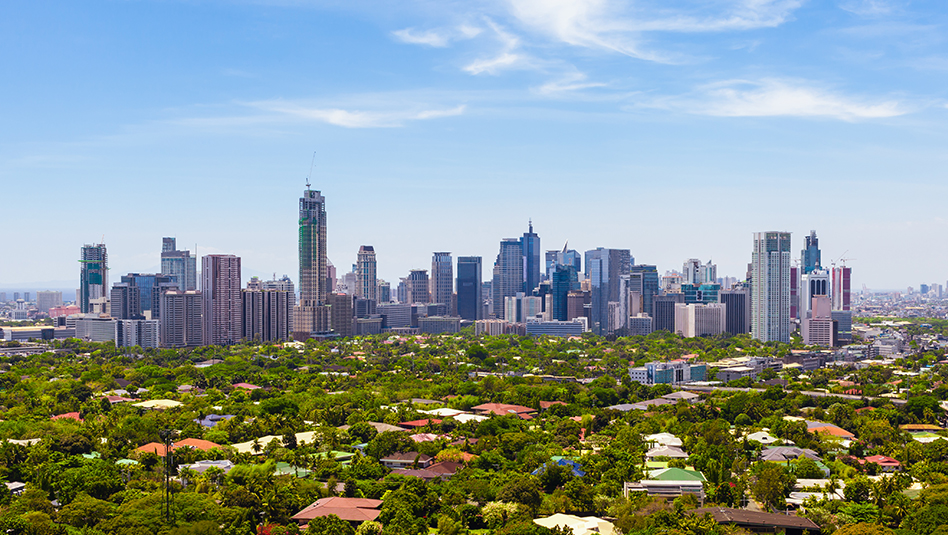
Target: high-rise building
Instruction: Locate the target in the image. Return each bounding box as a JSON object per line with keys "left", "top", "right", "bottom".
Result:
{"left": 119, "top": 273, "right": 175, "bottom": 318}
{"left": 653, "top": 293, "right": 685, "bottom": 332}
{"left": 801, "top": 230, "right": 821, "bottom": 274}
{"left": 327, "top": 293, "right": 353, "bottom": 337}
{"left": 751, "top": 231, "right": 792, "bottom": 343}
{"left": 521, "top": 221, "right": 541, "bottom": 294}
{"left": 110, "top": 283, "right": 142, "bottom": 320}
{"left": 79, "top": 243, "right": 108, "bottom": 313}
{"left": 202, "top": 255, "right": 242, "bottom": 346}
{"left": 457, "top": 256, "right": 483, "bottom": 321}
{"left": 832, "top": 266, "right": 852, "bottom": 311}
{"left": 356, "top": 246, "right": 377, "bottom": 301}
{"left": 551, "top": 265, "right": 579, "bottom": 321}
{"left": 407, "top": 269, "right": 430, "bottom": 304}
{"left": 296, "top": 187, "right": 330, "bottom": 337}
{"left": 682, "top": 259, "right": 717, "bottom": 285}
{"left": 378, "top": 281, "right": 391, "bottom": 303}
{"left": 800, "top": 268, "right": 830, "bottom": 320}
{"left": 789, "top": 266, "right": 800, "bottom": 320}
{"left": 584, "top": 248, "right": 632, "bottom": 336}
{"left": 504, "top": 293, "right": 542, "bottom": 323}
{"left": 720, "top": 286, "right": 751, "bottom": 335}
{"left": 566, "top": 290, "right": 590, "bottom": 322}
{"left": 115, "top": 319, "right": 160, "bottom": 349}
{"left": 160, "top": 238, "right": 197, "bottom": 292}
{"left": 242, "top": 286, "right": 294, "bottom": 342}
{"left": 36, "top": 291, "right": 63, "bottom": 314}
{"left": 430, "top": 252, "right": 453, "bottom": 310}
{"left": 675, "top": 303, "right": 726, "bottom": 338}
{"left": 545, "top": 247, "right": 582, "bottom": 280}
{"left": 160, "top": 290, "right": 202, "bottom": 348}
{"left": 492, "top": 238, "right": 523, "bottom": 315}
{"left": 630, "top": 265, "right": 659, "bottom": 319}
{"left": 802, "top": 296, "right": 834, "bottom": 347}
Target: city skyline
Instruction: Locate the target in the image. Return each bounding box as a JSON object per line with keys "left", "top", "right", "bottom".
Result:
{"left": 3, "top": 1, "right": 948, "bottom": 290}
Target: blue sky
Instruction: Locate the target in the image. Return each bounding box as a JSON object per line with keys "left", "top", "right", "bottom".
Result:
{"left": 2, "top": 0, "right": 947, "bottom": 293}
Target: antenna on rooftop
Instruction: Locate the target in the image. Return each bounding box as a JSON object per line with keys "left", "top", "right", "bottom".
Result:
{"left": 305, "top": 151, "right": 316, "bottom": 189}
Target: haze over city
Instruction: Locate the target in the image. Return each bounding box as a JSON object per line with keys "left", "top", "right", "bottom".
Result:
{"left": 3, "top": 0, "right": 948, "bottom": 290}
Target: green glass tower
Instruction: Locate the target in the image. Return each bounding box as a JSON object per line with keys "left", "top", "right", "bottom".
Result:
{"left": 296, "top": 186, "right": 329, "bottom": 335}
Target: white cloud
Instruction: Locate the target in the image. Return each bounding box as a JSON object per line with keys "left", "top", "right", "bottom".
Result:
{"left": 645, "top": 79, "right": 908, "bottom": 120}
{"left": 505, "top": 0, "right": 803, "bottom": 62}
{"left": 839, "top": 0, "right": 896, "bottom": 16}
{"left": 393, "top": 28, "right": 451, "bottom": 47}
{"left": 534, "top": 71, "right": 606, "bottom": 95}
{"left": 463, "top": 19, "right": 532, "bottom": 75}
{"left": 393, "top": 24, "right": 483, "bottom": 47}
{"left": 241, "top": 101, "right": 466, "bottom": 128}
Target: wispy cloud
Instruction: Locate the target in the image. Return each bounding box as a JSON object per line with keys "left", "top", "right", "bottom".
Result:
{"left": 247, "top": 100, "right": 466, "bottom": 128}
{"left": 463, "top": 20, "right": 532, "bottom": 75}
{"left": 506, "top": 0, "right": 803, "bottom": 62}
{"left": 392, "top": 24, "right": 482, "bottom": 47}
{"left": 839, "top": 0, "right": 897, "bottom": 16}
{"left": 644, "top": 79, "right": 909, "bottom": 120}
{"left": 534, "top": 71, "right": 606, "bottom": 95}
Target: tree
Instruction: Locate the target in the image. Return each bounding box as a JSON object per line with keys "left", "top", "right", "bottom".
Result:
{"left": 794, "top": 457, "right": 825, "bottom": 479}
{"left": 751, "top": 463, "right": 793, "bottom": 511}
{"left": 833, "top": 523, "right": 892, "bottom": 535}
{"left": 845, "top": 475, "right": 872, "bottom": 503}
{"left": 306, "top": 515, "right": 356, "bottom": 535}
{"left": 497, "top": 477, "right": 542, "bottom": 512}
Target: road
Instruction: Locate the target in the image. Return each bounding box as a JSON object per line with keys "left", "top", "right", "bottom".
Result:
{"left": 679, "top": 385, "right": 907, "bottom": 406}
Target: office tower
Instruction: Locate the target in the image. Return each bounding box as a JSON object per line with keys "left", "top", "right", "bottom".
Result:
{"left": 160, "top": 238, "right": 197, "bottom": 292}
{"left": 378, "top": 281, "right": 391, "bottom": 303}
{"left": 504, "top": 293, "right": 542, "bottom": 323}
{"left": 800, "top": 268, "right": 830, "bottom": 320}
{"left": 521, "top": 221, "right": 541, "bottom": 294}
{"left": 0, "top": 293, "right": 5, "bottom": 302}
{"left": 378, "top": 303, "right": 412, "bottom": 328}
{"left": 430, "top": 252, "right": 453, "bottom": 311}
{"left": 119, "top": 273, "right": 174, "bottom": 318}
{"left": 801, "top": 230, "right": 821, "bottom": 274}
{"left": 720, "top": 286, "right": 751, "bottom": 335}
{"left": 406, "top": 269, "right": 430, "bottom": 304}
{"left": 492, "top": 238, "right": 524, "bottom": 317}
{"left": 683, "top": 259, "right": 717, "bottom": 285}
{"left": 653, "top": 293, "right": 685, "bottom": 332}
{"left": 242, "top": 286, "right": 294, "bottom": 342}
{"left": 327, "top": 293, "right": 353, "bottom": 337}
{"left": 681, "top": 282, "right": 721, "bottom": 304}
{"left": 36, "top": 291, "right": 62, "bottom": 314}
{"left": 353, "top": 298, "right": 376, "bottom": 318}
{"left": 551, "top": 265, "right": 579, "bottom": 321}
{"left": 751, "top": 231, "right": 792, "bottom": 343}
{"left": 79, "top": 243, "right": 108, "bottom": 313}
{"left": 802, "top": 296, "right": 834, "bottom": 347}
{"left": 295, "top": 187, "right": 330, "bottom": 337}
{"left": 160, "top": 290, "right": 202, "bottom": 347}
{"left": 630, "top": 265, "right": 659, "bottom": 319}
{"left": 584, "top": 248, "right": 632, "bottom": 336}
{"left": 13, "top": 292, "right": 19, "bottom": 301}
{"left": 674, "top": 303, "right": 726, "bottom": 338}
{"left": 832, "top": 266, "right": 851, "bottom": 311}
{"left": 355, "top": 246, "right": 377, "bottom": 300}
{"left": 110, "top": 283, "right": 142, "bottom": 320}
{"left": 202, "top": 255, "right": 242, "bottom": 346}
{"left": 457, "top": 256, "right": 483, "bottom": 321}
{"left": 23, "top": 292, "right": 30, "bottom": 302}
{"left": 326, "top": 261, "right": 337, "bottom": 295}
{"left": 545, "top": 246, "right": 582, "bottom": 280}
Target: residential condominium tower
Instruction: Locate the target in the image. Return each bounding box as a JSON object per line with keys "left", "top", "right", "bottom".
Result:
{"left": 79, "top": 243, "right": 108, "bottom": 313}
{"left": 751, "top": 231, "right": 792, "bottom": 343}
{"left": 202, "top": 254, "right": 242, "bottom": 346}
{"left": 430, "top": 252, "right": 454, "bottom": 311}
{"left": 160, "top": 237, "right": 197, "bottom": 291}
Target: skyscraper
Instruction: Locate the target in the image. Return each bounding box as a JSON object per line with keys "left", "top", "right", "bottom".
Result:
{"left": 832, "top": 266, "right": 852, "bottom": 311}
{"left": 242, "top": 285, "right": 294, "bottom": 342}
{"left": 545, "top": 247, "right": 581, "bottom": 280}
{"left": 36, "top": 291, "right": 62, "bottom": 314}
{"left": 160, "top": 290, "right": 202, "bottom": 348}
{"left": 430, "top": 252, "right": 453, "bottom": 309}
{"left": 585, "top": 248, "right": 632, "bottom": 336}
{"left": 521, "top": 221, "right": 541, "bottom": 294}
{"left": 356, "top": 246, "right": 377, "bottom": 301}
{"left": 202, "top": 255, "right": 242, "bottom": 346}
{"left": 492, "top": 238, "right": 523, "bottom": 317}
{"left": 751, "top": 231, "right": 792, "bottom": 343}
{"left": 720, "top": 286, "right": 751, "bottom": 335}
{"left": 801, "top": 230, "right": 821, "bottom": 274}
{"left": 551, "top": 264, "right": 579, "bottom": 321}
{"left": 457, "top": 256, "right": 483, "bottom": 321}
{"left": 296, "top": 186, "right": 330, "bottom": 336}
{"left": 630, "top": 265, "right": 659, "bottom": 317}
{"left": 407, "top": 269, "right": 430, "bottom": 304}
{"left": 79, "top": 243, "right": 108, "bottom": 313}
{"left": 160, "top": 238, "right": 197, "bottom": 291}
{"left": 110, "top": 283, "right": 141, "bottom": 320}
